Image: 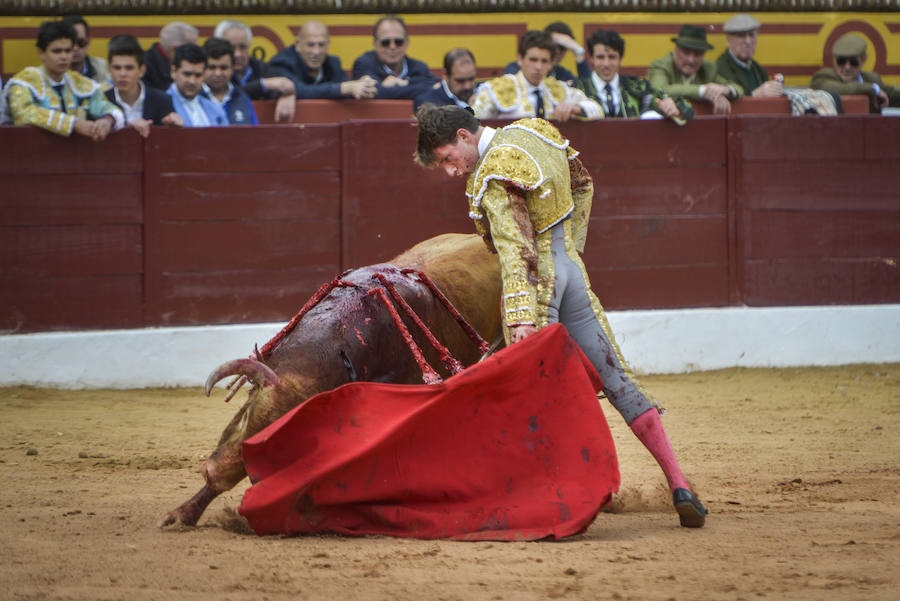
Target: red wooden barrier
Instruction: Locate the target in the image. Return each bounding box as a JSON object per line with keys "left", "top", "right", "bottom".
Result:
{"left": 690, "top": 95, "right": 869, "bottom": 115}
{"left": 0, "top": 127, "right": 144, "bottom": 332}
{"left": 143, "top": 125, "right": 343, "bottom": 326}
{"left": 253, "top": 99, "right": 414, "bottom": 124}
{"left": 1, "top": 114, "right": 898, "bottom": 333}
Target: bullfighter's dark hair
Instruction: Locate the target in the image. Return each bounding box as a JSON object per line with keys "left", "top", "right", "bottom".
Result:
{"left": 518, "top": 30, "right": 556, "bottom": 58}
{"left": 107, "top": 34, "right": 145, "bottom": 66}
{"left": 36, "top": 20, "right": 77, "bottom": 51}
{"left": 587, "top": 29, "right": 626, "bottom": 58}
{"left": 172, "top": 43, "right": 207, "bottom": 69}
{"left": 414, "top": 103, "right": 480, "bottom": 167}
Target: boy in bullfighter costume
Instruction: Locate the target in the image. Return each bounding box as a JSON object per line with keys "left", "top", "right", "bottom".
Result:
{"left": 414, "top": 104, "right": 708, "bottom": 527}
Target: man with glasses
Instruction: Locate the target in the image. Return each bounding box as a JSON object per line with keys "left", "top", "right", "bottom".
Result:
{"left": 810, "top": 33, "right": 900, "bottom": 113}
{"left": 351, "top": 14, "right": 438, "bottom": 100}
{"left": 60, "top": 15, "right": 110, "bottom": 89}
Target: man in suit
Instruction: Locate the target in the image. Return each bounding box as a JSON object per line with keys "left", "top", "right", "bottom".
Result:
{"left": 351, "top": 14, "right": 438, "bottom": 100}
{"left": 105, "top": 34, "right": 181, "bottom": 137}
{"left": 166, "top": 44, "right": 227, "bottom": 127}
{"left": 414, "top": 48, "right": 478, "bottom": 110}
{"left": 648, "top": 24, "right": 743, "bottom": 115}
{"left": 577, "top": 29, "right": 693, "bottom": 123}
{"left": 810, "top": 33, "right": 900, "bottom": 113}
{"left": 143, "top": 21, "right": 198, "bottom": 91}
{"left": 269, "top": 20, "right": 377, "bottom": 100}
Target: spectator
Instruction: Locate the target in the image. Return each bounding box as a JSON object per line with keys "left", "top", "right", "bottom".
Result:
{"left": 714, "top": 14, "right": 784, "bottom": 98}
{"left": 648, "top": 24, "right": 743, "bottom": 115}
{"left": 0, "top": 76, "right": 8, "bottom": 124}
{"left": 104, "top": 34, "right": 182, "bottom": 138}
{"left": 143, "top": 21, "right": 198, "bottom": 91}
{"left": 6, "top": 20, "right": 123, "bottom": 140}
{"left": 414, "top": 48, "right": 478, "bottom": 110}
{"left": 351, "top": 15, "right": 439, "bottom": 100}
{"left": 60, "top": 15, "right": 110, "bottom": 89}
{"left": 269, "top": 20, "right": 377, "bottom": 100}
{"left": 810, "top": 33, "right": 900, "bottom": 113}
{"left": 470, "top": 30, "right": 602, "bottom": 122}
{"left": 202, "top": 38, "right": 258, "bottom": 125}
{"left": 166, "top": 43, "right": 226, "bottom": 127}
{"left": 577, "top": 29, "right": 693, "bottom": 123}
{"left": 503, "top": 21, "right": 591, "bottom": 86}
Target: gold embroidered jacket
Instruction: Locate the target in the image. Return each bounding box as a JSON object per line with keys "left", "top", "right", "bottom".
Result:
{"left": 6, "top": 66, "right": 123, "bottom": 136}
{"left": 471, "top": 71, "right": 604, "bottom": 121}
{"left": 466, "top": 118, "right": 594, "bottom": 328}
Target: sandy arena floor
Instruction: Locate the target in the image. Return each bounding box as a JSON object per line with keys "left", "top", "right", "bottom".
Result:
{"left": 1, "top": 363, "right": 898, "bottom": 601}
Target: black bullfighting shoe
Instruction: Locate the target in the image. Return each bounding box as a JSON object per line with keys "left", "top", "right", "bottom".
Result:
{"left": 673, "top": 488, "right": 708, "bottom": 528}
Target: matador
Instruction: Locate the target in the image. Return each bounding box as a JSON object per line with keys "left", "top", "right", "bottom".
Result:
{"left": 414, "top": 104, "right": 708, "bottom": 528}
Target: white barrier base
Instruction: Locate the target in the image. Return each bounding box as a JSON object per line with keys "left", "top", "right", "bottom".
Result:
{"left": 1, "top": 305, "right": 898, "bottom": 389}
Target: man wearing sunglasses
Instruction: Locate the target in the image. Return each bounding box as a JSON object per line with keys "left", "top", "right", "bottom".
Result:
{"left": 60, "top": 15, "right": 110, "bottom": 89}
{"left": 810, "top": 33, "right": 900, "bottom": 113}
{"left": 351, "top": 14, "right": 438, "bottom": 100}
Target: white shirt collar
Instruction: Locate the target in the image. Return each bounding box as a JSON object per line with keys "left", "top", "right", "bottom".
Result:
{"left": 477, "top": 126, "right": 496, "bottom": 158}
{"left": 113, "top": 81, "right": 146, "bottom": 123}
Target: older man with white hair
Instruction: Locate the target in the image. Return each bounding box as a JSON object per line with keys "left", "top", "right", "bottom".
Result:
{"left": 142, "top": 21, "right": 198, "bottom": 91}
{"left": 714, "top": 14, "right": 784, "bottom": 98}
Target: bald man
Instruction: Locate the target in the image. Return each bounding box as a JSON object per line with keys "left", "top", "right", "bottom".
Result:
{"left": 142, "top": 21, "right": 198, "bottom": 91}
{"left": 269, "top": 20, "right": 376, "bottom": 99}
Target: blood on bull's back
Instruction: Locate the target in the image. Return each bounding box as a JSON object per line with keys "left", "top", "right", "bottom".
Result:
{"left": 159, "top": 233, "right": 501, "bottom": 528}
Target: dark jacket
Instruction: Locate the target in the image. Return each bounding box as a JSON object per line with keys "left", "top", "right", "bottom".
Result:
{"left": 141, "top": 42, "right": 172, "bottom": 91}
{"left": 810, "top": 67, "right": 900, "bottom": 113}
{"left": 351, "top": 50, "right": 438, "bottom": 100}
{"left": 577, "top": 73, "right": 694, "bottom": 120}
{"left": 221, "top": 85, "right": 258, "bottom": 125}
{"left": 104, "top": 85, "right": 176, "bottom": 125}
{"left": 268, "top": 46, "right": 349, "bottom": 99}
{"left": 234, "top": 57, "right": 283, "bottom": 100}
{"left": 413, "top": 81, "right": 470, "bottom": 110}
{"left": 715, "top": 51, "right": 769, "bottom": 95}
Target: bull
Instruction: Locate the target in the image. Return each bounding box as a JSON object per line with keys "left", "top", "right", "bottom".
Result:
{"left": 159, "top": 233, "right": 501, "bottom": 528}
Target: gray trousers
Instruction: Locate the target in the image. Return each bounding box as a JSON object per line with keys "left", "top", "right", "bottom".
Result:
{"left": 547, "top": 223, "right": 653, "bottom": 424}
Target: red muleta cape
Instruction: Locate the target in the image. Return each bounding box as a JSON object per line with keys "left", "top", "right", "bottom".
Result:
{"left": 239, "top": 323, "right": 620, "bottom": 540}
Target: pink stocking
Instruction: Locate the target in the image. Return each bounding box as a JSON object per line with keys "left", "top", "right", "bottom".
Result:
{"left": 629, "top": 409, "right": 689, "bottom": 492}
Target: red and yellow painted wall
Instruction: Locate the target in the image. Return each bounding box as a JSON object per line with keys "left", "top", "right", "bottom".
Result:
{"left": 2, "top": 12, "right": 899, "bottom": 86}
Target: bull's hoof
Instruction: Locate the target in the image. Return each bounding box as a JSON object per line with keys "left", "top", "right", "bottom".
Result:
{"left": 158, "top": 507, "right": 199, "bottom": 529}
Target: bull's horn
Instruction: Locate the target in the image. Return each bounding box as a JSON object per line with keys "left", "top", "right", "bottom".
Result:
{"left": 205, "top": 359, "right": 280, "bottom": 396}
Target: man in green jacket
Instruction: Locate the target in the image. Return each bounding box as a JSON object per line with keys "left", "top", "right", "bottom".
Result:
{"left": 714, "top": 14, "right": 784, "bottom": 98}
{"left": 810, "top": 33, "right": 900, "bottom": 113}
{"left": 647, "top": 24, "right": 743, "bottom": 115}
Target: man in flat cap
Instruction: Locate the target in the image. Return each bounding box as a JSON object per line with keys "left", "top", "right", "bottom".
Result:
{"left": 810, "top": 33, "right": 900, "bottom": 113}
{"left": 715, "top": 14, "right": 784, "bottom": 98}
{"left": 648, "top": 24, "right": 743, "bottom": 115}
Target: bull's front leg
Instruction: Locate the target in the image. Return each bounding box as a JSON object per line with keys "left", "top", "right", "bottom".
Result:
{"left": 159, "top": 483, "right": 221, "bottom": 528}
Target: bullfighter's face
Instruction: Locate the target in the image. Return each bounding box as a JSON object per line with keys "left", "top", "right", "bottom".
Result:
{"left": 39, "top": 38, "right": 74, "bottom": 80}
{"left": 590, "top": 43, "right": 621, "bottom": 83}
{"left": 433, "top": 129, "right": 480, "bottom": 179}
{"left": 517, "top": 47, "right": 553, "bottom": 87}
